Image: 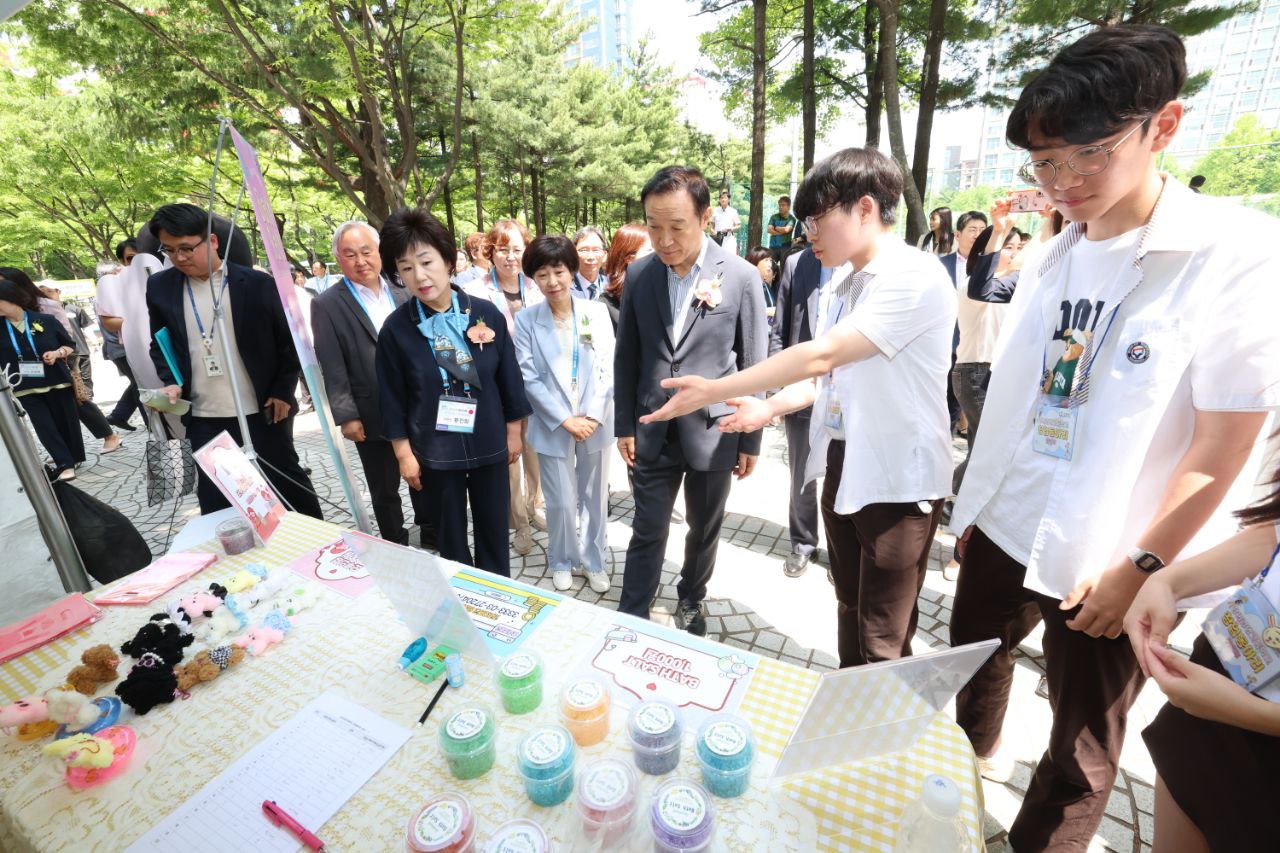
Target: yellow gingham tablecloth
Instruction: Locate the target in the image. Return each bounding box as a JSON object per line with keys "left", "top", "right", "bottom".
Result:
{"left": 0, "top": 514, "right": 984, "bottom": 852}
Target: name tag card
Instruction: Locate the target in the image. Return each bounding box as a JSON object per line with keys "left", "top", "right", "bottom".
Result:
{"left": 203, "top": 354, "right": 225, "bottom": 377}
{"left": 1204, "top": 583, "right": 1280, "bottom": 694}
{"left": 1032, "top": 395, "right": 1077, "bottom": 461}
{"left": 436, "top": 395, "right": 477, "bottom": 433}
{"left": 18, "top": 361, "right": 44, "bottom": 379}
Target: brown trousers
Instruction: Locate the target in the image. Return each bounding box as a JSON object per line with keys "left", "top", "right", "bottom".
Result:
{"left": 951, "top": 527, "right": 1147, "bottom": 852}
{"left": 821, "top": 440, "right": 943, "bottom": 668}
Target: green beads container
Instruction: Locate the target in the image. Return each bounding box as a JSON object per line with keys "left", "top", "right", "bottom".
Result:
{"left": 495, "top": 652, "right": 543, "bottom": 715}
{"left": 439, "top": 704, "right": 497, "bottom": 780}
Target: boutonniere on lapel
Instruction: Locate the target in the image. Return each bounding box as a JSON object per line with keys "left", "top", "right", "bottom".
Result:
{"left": 466, "top": 317, "right": 496, "bottom": 350}
{"left": 577, "top": 311, "right": 593, "bottom": 345}
{"left": 691, "top": 274, "right": 723, "bottom": 310}
{"left": 31, "top": 322, "right": 43, "bottom": 333}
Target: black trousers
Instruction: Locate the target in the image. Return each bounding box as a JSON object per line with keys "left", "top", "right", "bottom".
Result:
{"left": 783, "top": 412, "right": 818, "bottom": 555}
{"left": 619, "top": 429, "right": 733, "bottom": 618}
{"left": 354, "top": 437, "right": 430, "bottom": 547}
{"left": 187, "top": 413, "right": 323, "bottom": 519}
{"left": 109, "top": 355, "right": 145, "bottom": 424}
{"left": 21, "top": 388, "right": 84, "bottom": 470}
{"left": 423, "top": 460, "right": 510, "bottom": 577}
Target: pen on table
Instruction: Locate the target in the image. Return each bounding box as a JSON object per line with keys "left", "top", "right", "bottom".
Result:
{"left": 262, "top": 800, "right": 324, "bottom": 851}
{"left": 398, "top": 636, "right": 428, "bottom": 670}
{"left": 417, "top": 680, "right": 450, "bottom": 727}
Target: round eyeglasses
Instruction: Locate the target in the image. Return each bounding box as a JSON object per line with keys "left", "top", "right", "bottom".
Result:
{"left": 1017, "top": 118, "right": 1150, "bottom": 186}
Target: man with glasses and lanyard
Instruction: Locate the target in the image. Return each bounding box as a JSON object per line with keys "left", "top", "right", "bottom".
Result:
{"left": 311, "top": 221, "right": 434, "bottom": 547}
{"left": 147, "top": 202, "right": 324, "bottom": 519}
{"left": 941, "top": 27, "right": 1280, "bottom": 851}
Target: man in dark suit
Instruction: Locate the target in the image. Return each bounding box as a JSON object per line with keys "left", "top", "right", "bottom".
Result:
{"left": 768, "top": 247, "right": 833, "bottom": 579}
{"left": 147, "top": 203, "right": 322, "bottom": 518}
{"left": 311, "top": 220, "right": 431, "bottom": 547}
{"left": 614, "top": 165, "right": 769, "bottom": 634}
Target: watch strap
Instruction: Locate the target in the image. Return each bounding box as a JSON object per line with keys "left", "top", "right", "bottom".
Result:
{"left": 1127, "top": 547, "right": 1165, "bottom": 574}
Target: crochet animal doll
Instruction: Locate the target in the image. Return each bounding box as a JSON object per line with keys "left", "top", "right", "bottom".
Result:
{"left": 175, "top": 646, "right": 247, "bottom": 692}
{"left": 66, "top": 645, "right": 120, "bottom": 695}
{"left": 45, "top": 689, "right": 100, "bottom": 731}
{"left": 43, "top": 732, "right": 115, "bottom": 769}
{"left": 115, "top": 652, "right": 182, "bottom": 715}
{"left": 121, "top": 619, "right": 193, "bottom": 667}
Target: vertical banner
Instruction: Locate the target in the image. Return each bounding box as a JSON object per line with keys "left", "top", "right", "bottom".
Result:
{"left": 226, "top": 123, "right": 372, "bottom": 534}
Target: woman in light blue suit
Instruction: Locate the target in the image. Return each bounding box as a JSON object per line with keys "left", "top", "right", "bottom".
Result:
{"left": 514, "top": 236, "right": 615, "bottom": 594}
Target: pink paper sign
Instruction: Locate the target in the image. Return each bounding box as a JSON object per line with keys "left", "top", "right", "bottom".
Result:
{"left": 288, "top": 538, "right": 374, "bottom": 597}
{"left": 94, "top": 553, "right": 219, "bottom": 606}
{"left": 192, "top": 431, "right": 286, "bottom": 542}
{"left": 0, "top": 594, "right": 101, "bottom": 664}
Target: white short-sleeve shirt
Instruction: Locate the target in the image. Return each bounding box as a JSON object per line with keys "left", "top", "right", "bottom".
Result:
{"left": 953, "top": 179, "right": 1280, "bottom": 606}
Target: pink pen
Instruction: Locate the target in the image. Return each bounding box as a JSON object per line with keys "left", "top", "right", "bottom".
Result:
{"left": 262, "top": 800, "right": 325, "bottom": 851}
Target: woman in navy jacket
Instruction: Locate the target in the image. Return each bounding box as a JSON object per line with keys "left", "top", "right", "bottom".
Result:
{"left": 0, "top": 279, "right": 83, "bottom": 479}
{"left": 376, "top": 209, "right": 532, "bottom": 577}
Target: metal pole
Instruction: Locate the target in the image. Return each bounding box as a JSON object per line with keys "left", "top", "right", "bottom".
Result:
{"left": 0, "top": 375, "right": 91, "bottom": 593}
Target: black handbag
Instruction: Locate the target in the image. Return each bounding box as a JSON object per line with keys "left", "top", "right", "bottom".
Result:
{"left": 51, "top": 480, "right": 152, "bottom": 584}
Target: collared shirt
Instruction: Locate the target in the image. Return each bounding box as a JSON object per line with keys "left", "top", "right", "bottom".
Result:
{"left": 955, "top": 248, "right": 1006, "bottom": 364}
{"left": 669, "top": 237, "right": 710, "bottom": 337}
{"left": 306, "top": 273, "right": 334, "bottom": 293}
{"left": 819, "top": 240, "right": 956, "bottom": 514}
{"left": 952, "top": 178, "right": 1280, "bottom": 607}
{"left": 810, "top": 262, "right": 852, "bottom": 439}
{"left": 348, "top": 277, "right": 395, "bottom": 333}
{"left": 711, "top": 205, "right": 740, "bottom": 234}
{"left": 572, "top": 272, "right": 605, "bottom": 301}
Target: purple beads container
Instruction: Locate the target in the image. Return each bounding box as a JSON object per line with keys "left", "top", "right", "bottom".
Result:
{"left": 215, "top": 518, "right": 255, "bottom": 556}
{"left": 649, "top": 778, "right": 716, "bottom": 853}
{"left": 627, "top": 699, "right": 683, "bottom": 775}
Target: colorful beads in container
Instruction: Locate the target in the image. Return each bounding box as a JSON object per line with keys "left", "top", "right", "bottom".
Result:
{"left": 495, "top": 652, "right": 542, "bottom": 714}
{"left": 215, "top": 517, "right": 255, "bottom": 555}
{"left": 695, "top": 713, "right": 755, "bottom": 798}
{"left": 516, "top": 725, "right": 576, "bottom": 806}
{"left": 558, "top": 675, "right": 611, "bottom": 746}
{"left": 405, "top": 792, "right": 476, "bottom": 853}
{"left": 650, "top": 778, "right": 717, "bottom": 853}
{"left": 484, "top": 819, "right": 549, "bottom": 853}
{"left": 438, "top": 705, "right": 497, "bottom": 780}
{"left": 627, "top": 699, "right": 684, "bottom": 775}
{"left": 575, "top": 757, "right": 639, "bottom": 845}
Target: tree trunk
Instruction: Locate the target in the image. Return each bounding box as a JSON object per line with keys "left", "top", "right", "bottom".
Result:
{"left": 439, "top": 130, "right": 456, "bottom": 237}
{"left": 908, "top": 0, "right": 948, "bottom": 245}
{"left": 748, "top": 0, "right": 768, "bottom": 254}
{"left": 592, "top": 196, "right": 598, "bottom": 225}
{"left": 802, "top": 0, "right": 816, "bottom": 173}
{"left": 864, "top": 2, "right": 882, "bottom": 149}
{"left": 471, "top": 129, "right": 484, "bottom": 232}
{"left": 873, "top": 0, "right": 925, "bottom": 235}
{"left": 529, "top": 166, "right": 541, "bottom": 235}
{"left": 518, "top": 149, "right": 530, "bottom": 227}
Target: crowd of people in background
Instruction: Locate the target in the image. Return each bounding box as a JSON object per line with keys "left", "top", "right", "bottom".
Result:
{"left": 2, "top": 22, "right": 1279, "bottom": 853}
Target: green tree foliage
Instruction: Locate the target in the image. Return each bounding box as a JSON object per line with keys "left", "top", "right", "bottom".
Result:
{"left": 1191, "top": 114, "right": 1280, "bottom": 197}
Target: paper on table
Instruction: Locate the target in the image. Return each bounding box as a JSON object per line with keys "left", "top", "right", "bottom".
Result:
{"left": 0, "top": 593, "right": 101, "bottom": 664}
{"left": 126, "top": 693, "right": 410, "bottom": 853}
{"left": 93, "top": 553, "right": 219, "bottom": 605}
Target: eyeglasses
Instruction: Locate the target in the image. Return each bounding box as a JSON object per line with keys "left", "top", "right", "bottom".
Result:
{"left": 802, "top": 216, "right": 819, "bottom": 237}
{"left": 577, "top": 247, "right": 606, "bottom": 256}
{"left": 160, "top": 237, "right": 207, "bottom": 260}
{"left": 1017, "top": 118, "right": 1150, "bottom": 186}
{"left": 493, "top": 246, "right": 523, "bottom": 257}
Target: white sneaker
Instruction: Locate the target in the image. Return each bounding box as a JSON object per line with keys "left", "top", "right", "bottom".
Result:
{"left": 586, "top": 569, "right": 611, "bottom": 594}
{"left": 513, "top": 528, "right": 535, "bottom": 555}
{"left": 943, "top": 558, "right": 961, "bottom": 582}
{"left": 976, "top": 748, "right": 1016, "bottom": 783}
{"left": 552, "top": 569, "right": 573, "bottom": 591}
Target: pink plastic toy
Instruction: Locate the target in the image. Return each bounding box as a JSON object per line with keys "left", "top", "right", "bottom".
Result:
{"left": 46, "top": 725, "right": 137, "bottom": 789}
{"left": 233, "top": 624, "right": 285, "bottom": 655}
{"left": 0, "top": 696, "right": 48, "bottom": 735}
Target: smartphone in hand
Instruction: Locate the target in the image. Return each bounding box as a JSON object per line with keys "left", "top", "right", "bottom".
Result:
{"left": 1009, "top": 188, "right": 1050, "bottom": 212}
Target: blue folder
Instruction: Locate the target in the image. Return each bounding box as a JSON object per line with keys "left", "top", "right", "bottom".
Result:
{"left": 154, "top": 327, "right": 184, "bottom": 387}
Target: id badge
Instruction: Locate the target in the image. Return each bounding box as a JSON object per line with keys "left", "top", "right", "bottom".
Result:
{"left": 1203, "top": 582, "right": 1280, "bottom": 693}
{"left": 1032, "top": 394, "right": 1076, "bottom": 461}
{"left": 203, "top": 354, "right": 225, "bottom": 377}
{"left": 823, "top": 391, "right": 844, "bottom": 436}
{"left": 436, "top": 395, "right": 477, "bottom": 433}
{"left": 18, "top": 361, "right": 44, "bottom": 379}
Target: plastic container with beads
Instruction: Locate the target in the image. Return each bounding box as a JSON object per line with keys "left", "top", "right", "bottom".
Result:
{"left": 517, "top": 724, "right": 576, "bottom": 806}
{"left": 558, "top": 675, "right": 611, "bottom": 746}
{"left": 495, "top": 652, "right": 543, "bottom": 714}
{"left": 694, "top": 714, "right": 754, "bottom": 798}
{"left": 650, "top": 778, "right": 716, "bottom": 853}
{"left": 575, "top": 757, "right": 639, "bottom": 845}
{"left": 627, "top": 699, "right": 683, "bottom": 775}
{"left": 215, "top": 518, "right": 255, "bottom": 556}
{"left": 405, "top": 792, "right": 476, "bottom": 853}
{"left": 483, "top": 819, "right": 550, "bottom": 853}
{"left": 438, "top": 705, "right": 497, "bottom": 780}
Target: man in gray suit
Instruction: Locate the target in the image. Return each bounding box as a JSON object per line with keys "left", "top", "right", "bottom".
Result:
{"left": 614, "top": 165, "right": 769, "bottom": 634}
{"left": 311, "top": 220, "right": 430, "bottom": 547}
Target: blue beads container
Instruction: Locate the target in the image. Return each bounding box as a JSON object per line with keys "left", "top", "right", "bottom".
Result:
{"left": 694, "top": 714, "right": 755, "bottom": 798}
{"left": 517, "top": 724, "right": 577, "bottom": 807}
{"left": 627, "top": 699, "right": 684, "bottom": 775}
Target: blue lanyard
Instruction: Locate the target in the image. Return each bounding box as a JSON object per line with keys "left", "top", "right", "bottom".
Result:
{"left": 6, "top": 313, "right": 37, "bottom": 360}
{"left": 490, "top": 267, "right": 525, "bottom": 303}
{"left": 344, "top": 277, "right": 393, "bottom": 323}
{"left": 185, "top": 271, "right": 229, "bottom": 346}
{"left": 416, "top": 295, "right": 472, "bottom": 396}
{"left": 568, "top": 302, "right": 580, "bottom": 392}
{"left": 763, "top": 283, "right": 775, "bottom": 307}
{"left": 1258, "top": 540, "right": 1280, "bottom": 581}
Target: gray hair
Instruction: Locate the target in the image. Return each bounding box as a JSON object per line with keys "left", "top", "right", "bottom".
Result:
{"left": 572, "top": 225, "right": 606, "bottom": 248}
{"left": 331, "top": 220, "right": 380, "bottom": 258}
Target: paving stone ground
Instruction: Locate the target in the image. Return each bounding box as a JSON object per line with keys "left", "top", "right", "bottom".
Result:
{"left": 45, "top": 351, "right": 1214, "bottom": 852}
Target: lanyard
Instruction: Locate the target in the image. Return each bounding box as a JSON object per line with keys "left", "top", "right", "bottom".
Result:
{"left": 344, "top": 276, "right": 393, "bottom": 323}
{"left": 566, "top": 302, "right": 581, "bottom": 393}
{"left": 490, "top": 267, "right": 525, "bottom": 304}
{"left": 185, "top": 270, "right": 228, "bottom": 351}
{"left": 6, "top": 313, "right": 37, "bottom": 360}
{"left": 416, "top": 295, "right": 472, "bottom": 396}
{"left": 1258, "top": 540, "right": 1280, "bottom": 581}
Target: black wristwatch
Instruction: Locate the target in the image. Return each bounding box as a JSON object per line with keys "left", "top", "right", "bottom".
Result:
{"left": 1127, "top": 547, "right": 1166, "bottom": 574}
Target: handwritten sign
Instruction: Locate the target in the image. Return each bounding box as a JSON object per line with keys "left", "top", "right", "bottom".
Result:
{"left": 192, "top": 431, "right": 286, "bottom": 542}
{"left": 288, "top": 538, "right": 374, "bottom": 598}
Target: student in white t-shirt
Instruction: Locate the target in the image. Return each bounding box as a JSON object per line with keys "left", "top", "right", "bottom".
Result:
{"left": 638, "top": 148, "right": 957, "bottom": 669}
{"left": 947, "top": 25, "right": 1280, "bottom": 851}
{"left": 709, "top": 190, "right": 741, "bottom": 254}
{"left": 1124, "top": 480, "right": 1280, "bottom": 853}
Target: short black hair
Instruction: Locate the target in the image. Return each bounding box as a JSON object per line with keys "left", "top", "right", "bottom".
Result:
{"left": 1007, "top": 24, "right": 1186, "bottom": 149}
{"left": 955, "top": 210, "right": 988, "bottom": 233}
{"left": 148, "top": 203, "right": 212, "bottom": 240}
{"left": 1189, "top": 174, "right": 1206, "bottom": 188}
{"left": 778, "top": 195, "right": 791, "bottom": 204}
{"left": 115, "top": 238, "right": 138, "bottom": 262}
{"left": 0, "top": 279, "right": 35, "bottom": 311}
{"left": 378, "top": 208, "right": 457, "bottom": 279}
{"left": 793, "top": 148, "right": 903, "bottom": 226}
{"left": 0, "top": 266, "right": 42, "bottom": 311}
{"left": 523, "top": 235, "right": 580, "bottom": 277}
{"left": 641, "top": 166, "right": 712, "bottom": 217}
